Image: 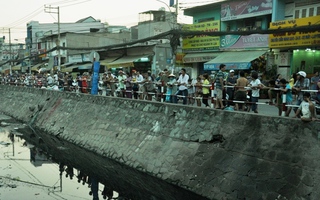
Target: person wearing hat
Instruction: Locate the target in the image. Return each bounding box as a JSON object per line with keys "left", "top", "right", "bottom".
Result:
{"left": 292, "top": 71, "right": 310, "bottom": 117}
{"left": 165, "top": 73, "right": 177, "bottom": 102}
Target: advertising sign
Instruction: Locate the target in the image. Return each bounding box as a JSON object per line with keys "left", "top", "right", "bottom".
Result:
{"left": 221, "top": 34, "right": 269, "bottom": 49}
{"left": 221, "top": 0, "right": 272, "bottom": 21}
{"left": 182, "top": 20, "right": 220, "bottom": 52}
{"left": 269, "top": 16, "right": 320, "bottom": 48}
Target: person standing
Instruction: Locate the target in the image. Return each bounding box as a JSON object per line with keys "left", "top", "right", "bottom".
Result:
{"left": 173, "top": 68, "right": 189, "bottom": 105}
{"left": 226, "top": 69, "right": 236, "bottom": 107}
{"left": 125, "top": 71, "right": 133, "bottom": 99}
{"left": 248, "top": 71, "right": 264, "bottom": 113}
{"left": 234, "top": 71, "right": 249, "bottom": 111}
{"left": 117, "top": 70, "right": 127, "bottom": 97}
{"left": 166, "top": 73, "right": 177, "bottom": 103}
{"left": 310, "top": 71, "right": 319, "bottom": 99}
{"left": 106, "top": 71, "right": 116, "bottom": 96}
{"left": 201, "top": 73, "right": 210, "bottom": 107}
{"left": 279, "top": 78, "right": 293, "bottom": 117}
{"left": 292, "top": 71, "right": 310, "bottom": 117}
{"left": 214, "top": 64, "right": 226, "bottom": 109}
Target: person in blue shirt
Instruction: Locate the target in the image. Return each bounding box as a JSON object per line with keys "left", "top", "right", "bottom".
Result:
{"left": 279, "top": 78, "right": 293, "bottom": 117}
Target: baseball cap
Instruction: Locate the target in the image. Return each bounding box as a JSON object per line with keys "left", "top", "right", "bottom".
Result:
{"left": 296, "top": 71, "right": 306, "bottom": 78}
{"left": 230, "top": 70, "right": 235, "bottom": 73}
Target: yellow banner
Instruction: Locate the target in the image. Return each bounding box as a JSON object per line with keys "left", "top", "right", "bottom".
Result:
{"left": 269, "top": 16, "right": 320, "bottom": 29}
{"left": 269, "top": 16, "right": 320, "bottom": 48}
{"left": 182, "top": 20, "right": 220, "bottom": 51}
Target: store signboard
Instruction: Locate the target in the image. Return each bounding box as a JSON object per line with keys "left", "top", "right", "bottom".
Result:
{"left": 269, "top": 16, "right": 320, "bottom": 48}
{"left": 182, "top": 20, "right": 220, "bottom": 52}
{"left": 221, "top": 34, "right": 269, "bottom": 49}
{"left": 221, "top": 0, "right": 272, "bottom": 21}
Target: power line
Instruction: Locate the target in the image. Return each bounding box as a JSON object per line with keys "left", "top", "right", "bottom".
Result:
{"left": 3, "top": 7, "right": 43, "bottom": 28}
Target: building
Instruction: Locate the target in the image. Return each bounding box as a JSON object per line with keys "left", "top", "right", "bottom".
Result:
{"left": 182, "top": 0, "right": 320, "bottom": 80}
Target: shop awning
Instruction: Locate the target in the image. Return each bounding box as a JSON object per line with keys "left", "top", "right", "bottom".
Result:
{"left": 204, "top": 50, "right": 267, "bottom": 70}
{"left": 31, "top": 62, "right": 46, "bottom": 71}
{"left": 62, "top": 63, "right": 93, "bottom": 72}
{"left": 106, "top": 55, "right": 151, "bottom": 69}
{"left": 183, "top": 52, "right": 221, "bottom": 63}
{"left": 1, "top": 67, "right": 10, "bottom": 73}
{"left": 12, "top": 65, "right": 21, "bottom": 71}
{"left": 61, "top": 62, "right": 75, "bottom": 67}
{"left": 100, "top": 57, "right": 119, "bottom": 66}
{"left": 61, "top": 65, "right": 79, "bottom": 73}
{"left": 78, "top": 63, "right": 93, "bottom": 70}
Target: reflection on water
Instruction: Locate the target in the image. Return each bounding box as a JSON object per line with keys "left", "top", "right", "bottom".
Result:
{"left": 0, "top": 115, "right": 209, "bottom": 200}
{"left": 0, "top": 123, "right": 119, "bottom": 200}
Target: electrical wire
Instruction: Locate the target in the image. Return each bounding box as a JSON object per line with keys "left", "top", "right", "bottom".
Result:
{"left": 3, "top": 7, "right": 44, "bottom": 28}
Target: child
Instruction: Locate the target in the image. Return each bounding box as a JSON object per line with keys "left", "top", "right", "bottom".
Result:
{"left": 293, "top": 92, "right": 317, "bottom": 122}
{"left": 279, "top": 78, "right": 293, "bottom": 117}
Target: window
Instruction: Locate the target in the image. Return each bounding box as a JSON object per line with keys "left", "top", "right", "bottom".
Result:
{"left": 295, "top": 10, "right": 300, "bottom": 19}
{"left": 301, "top": 9, "right": 307, "bottom": 17}
{"left": 294, "top": 3, "right": 320, "bottom": 18}
{"left": 309, "top": 8, "right": 314, "bottom": 16}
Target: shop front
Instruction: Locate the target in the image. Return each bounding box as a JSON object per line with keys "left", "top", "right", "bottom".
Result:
{"left": 269, "top": 15, "right": 320, "bottom": 77}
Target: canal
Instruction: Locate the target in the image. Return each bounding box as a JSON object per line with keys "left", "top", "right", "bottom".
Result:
{"left": 0, "top": 114, "right": 208, "bottom": 200}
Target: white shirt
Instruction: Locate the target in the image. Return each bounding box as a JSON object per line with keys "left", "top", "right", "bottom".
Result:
{"left": 300, "top": 101, "right": 312, "bottom": 118}
{"left": 250, "top": 79, "right": 261, "bottom": 97}
{"left": 178, "top": 74, "right": 189, "bottom": 90}
{"left": 47, "top": 76, "right": 54, "bottom": 85}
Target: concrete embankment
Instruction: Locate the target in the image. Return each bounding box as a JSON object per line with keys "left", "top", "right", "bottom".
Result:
{"left": 0, "top": 85, "right": 320, "bottom": 200}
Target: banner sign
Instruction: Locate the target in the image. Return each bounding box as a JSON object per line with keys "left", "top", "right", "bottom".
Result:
{"left": 269, "top": 16, "right": 320, "bottom": 48}
{"left": 182, "top": 20, "right": 220, "bottom": 52}
{"left": 221, "top": 0, "right": 272, "bottom": 21}
{"left": 91, "top": 61, "right": 100, "bottom": 95}
{"left": 220, "top": 34, "right": 269, "bottom": 49}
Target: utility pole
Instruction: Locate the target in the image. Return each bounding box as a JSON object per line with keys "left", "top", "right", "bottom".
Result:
{"left": 9, "top": 28, "right": 12, "bottom": 75}
{"left": 44, "top": 5, "right": 61, "bottom": 71}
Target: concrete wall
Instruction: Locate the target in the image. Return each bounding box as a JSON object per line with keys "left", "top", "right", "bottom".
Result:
{"left": 0, "top": 84, "right": 320, "bottom": 199}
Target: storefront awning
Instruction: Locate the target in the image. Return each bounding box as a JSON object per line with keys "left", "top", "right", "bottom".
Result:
{"left": 183, "top": 52, "right": 221, "bottom": 63}
{"left": 100, "top": 57, "right": 119, "bottom": 66}
{"left": 61, "top": 62, "right": 75, "bottom": 67}
{"left": 204, "top": 50, "right": 267, "bottom": 70}
{"left": 78, "top": 63, "right": 93, "bottom": 70}
{"left": 106, "top": 55, "right": 151, "bottom": 69}
{"left": 62, "top": 63, "right": 93, "bottom": 72}
{"left": 61, "top": 65, "right": 79, "bottom": 73}
{"left": 12, "top": 65, "right": 21, "bottom": 71}
{"left": 31, "top": 62, "right": 46, "bottom": 71}
{"left": 1, "top": 67, "right": 10, "bottom": 73}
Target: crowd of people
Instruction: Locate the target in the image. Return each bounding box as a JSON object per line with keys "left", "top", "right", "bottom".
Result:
{"left": 1, "top": 65, "right": 319, "bottom": 121}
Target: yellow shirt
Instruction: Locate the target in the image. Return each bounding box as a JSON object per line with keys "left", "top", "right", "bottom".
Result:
{"left": 202, "top": 79, "right": 210, "bottom": 94}
{"left": 289, "top": 78, "right": 294, "bottom": 87}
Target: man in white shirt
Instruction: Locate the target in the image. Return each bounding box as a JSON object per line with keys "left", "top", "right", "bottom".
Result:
{"left": 136, "top": 71, "right": 145, "bottom": 100}
{"left": 47, "top": 74, "right": 54, "bottom": 86}
{"left": 173, "top": 68, "right": 189, "bottom": 105}
{"left": 117, "top": 70, "right": 127, "bottom": 97}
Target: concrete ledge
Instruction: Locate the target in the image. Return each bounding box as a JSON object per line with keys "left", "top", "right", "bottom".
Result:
{"left": 1, "top": 85, "right": 320, "bottom": 199}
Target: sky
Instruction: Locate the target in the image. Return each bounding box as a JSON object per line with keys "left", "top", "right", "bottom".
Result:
{"left": 0, "top": 0, "right": 211, "bottom": 43}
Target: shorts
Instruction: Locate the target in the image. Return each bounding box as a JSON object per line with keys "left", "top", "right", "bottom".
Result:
{"left": 216, "top": 89, "right": 223, "bottom": 99}
{"left": 234, "top": 90, "right": 247, "bottom": 101}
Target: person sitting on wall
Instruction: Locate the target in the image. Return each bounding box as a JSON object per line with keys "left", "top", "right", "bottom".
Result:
{"left": 293, "top": 92, "right": 317, "bottom": 122}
